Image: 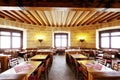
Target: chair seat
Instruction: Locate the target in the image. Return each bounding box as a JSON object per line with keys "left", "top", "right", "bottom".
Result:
{"left": 28, "top": 75, "right": 39, "bottom": 80}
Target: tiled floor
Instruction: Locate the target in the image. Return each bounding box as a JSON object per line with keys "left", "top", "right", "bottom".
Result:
{"left": 49, "top": 55, "right": 76, "bottom": 80}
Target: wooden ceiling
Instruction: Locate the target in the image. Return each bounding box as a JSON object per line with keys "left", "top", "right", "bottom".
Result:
{"left": 0, "top": 0, "right": 120, "bottom": 27}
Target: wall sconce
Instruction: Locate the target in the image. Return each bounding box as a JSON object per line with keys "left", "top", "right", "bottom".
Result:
{"left": 38, "top": 39, "right": 43, "bottom": 43}
{"left": 80, "top": 39, "right": 85, "bottom": 42}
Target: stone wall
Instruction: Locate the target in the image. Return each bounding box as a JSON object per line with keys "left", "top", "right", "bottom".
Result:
{"left": 0, "top": 18, "right": 120, "bottom": 49}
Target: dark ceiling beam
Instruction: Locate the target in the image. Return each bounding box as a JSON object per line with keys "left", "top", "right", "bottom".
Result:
{"left": 0, "top": 0, "right": 120, "bottom": 8}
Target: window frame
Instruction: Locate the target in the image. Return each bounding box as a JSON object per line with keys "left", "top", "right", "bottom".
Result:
{"left": 99, "top": 29, "right": 120, "bottom": 49}
{"left": 0, "top": 28, "right": 23, "bottom": 49}
{"left": 54, "top": 33, "right": 68, "bottom": 49}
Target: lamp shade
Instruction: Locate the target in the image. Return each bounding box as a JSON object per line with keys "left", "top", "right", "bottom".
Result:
{"left": 38, "top": 39, "right": 43, "bottom": 42}
{"left": 80, "top": 39, "right": 85, "bottom": 42}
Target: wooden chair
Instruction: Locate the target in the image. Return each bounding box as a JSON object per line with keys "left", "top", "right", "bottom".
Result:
{"left": 45, "top": 58, "right": 51, "bottom": 78}
{"left": 69, "top": 55, "right": 76, "bottom": 71}
{"left": 9, "top": 57, "right": 19, "bottom": 68}
{"left": 103, "top": 52, "right": 115, "bottom": 68}
{"left": 41, "top": 58, "right": 51, "bottom": 80}
{"left": 49, "top": 53, "right": 53, "bottom": 68}
{"left": 66, "top": 53, "right": 70, "bottom": 64}
{"left": 98, "top": 58, "right": 106, "bottom": 66}
{"left": 0, "top": 59, "right": 2, "bottom": 72}
{"left": 80, "top": 64, "right": 88, "bottom": 80}
{"left": 23, "top": 54, "right": 29, "bottom": 61}
{"left": 83, "top": 52, "right": 90, "bottom": 59}
{"left": 112, "top": 62, "right": 118, "bottom": 71}
{"left": 117, "top": 62, "right": 120, "bottom": 71}
{"left": 28, "top": 64, "right": 44, "bottom": 80}
{"left": 73, "top": 59, "right": 82, "bottom": 80}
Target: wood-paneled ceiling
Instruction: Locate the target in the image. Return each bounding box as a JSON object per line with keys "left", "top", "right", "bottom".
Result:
{"left": 0, "top": 0, "right": 120, "bottom": 27}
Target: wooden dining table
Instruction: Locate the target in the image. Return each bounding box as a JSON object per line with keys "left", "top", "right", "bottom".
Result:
{"left": 92, "top": 72, "right": 120, "bottom": 80}
{"left": 37, "top": 49, "right": 53, "bottom": 53}
{"left": 30, "top": 54, "right": 48, "bottom": 61}
{"left": 71, "top": 54, "right": 88, "bottom": 60}
{"left": 0, "top": 74, "right": 27, "bottom": 80}
{"left": 77, "top": 60, "right": 120, "bottom": 80}
{"left": 65, "top": 49, "right": 81, "bottom": 53}
{"left": 0, "top": 61, "right": 42, "bottom": 80}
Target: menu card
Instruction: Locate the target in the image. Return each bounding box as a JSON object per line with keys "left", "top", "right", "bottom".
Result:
{"left": 14, "top": 64, "right": 34, "bottom": 73}
{"left": 86, "top": 62, "right": 102, "bottom": 70}
{"left": 93, "top": 63, "right": 102, "bottom": 70}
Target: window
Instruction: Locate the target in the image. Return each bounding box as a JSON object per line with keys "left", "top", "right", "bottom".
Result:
{"left": 0, "top": 28, "right": 23, "bottom": 49}
{"left": 54, "top": 33, "right": 68, "bottom": 48}
{"left": 99, "top": 29, "right": 120, "bottom": 49}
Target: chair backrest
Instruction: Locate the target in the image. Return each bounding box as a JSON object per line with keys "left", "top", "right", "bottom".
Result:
{"left": 98, "top": 59, "right": 106, "bottom": 66}
{"left": 45, "top": 58, "right": 50, "bottom": 69}
{"left": 9, "top": 57, "right": 19, "bottom": 68}
{"left": 112, "top": 62, "right": 118, "bottom": 71}
{"left": 37, "top": 64, "right": 44, "bottom": 79}
{"left": 117, "top": 62, "right": 120, "bottom": 71}
{"left": 23, "top": 54, "right": 28, "bottom": 61}
{"left": 103, "top": 53, "right": 113, "bottom": 59}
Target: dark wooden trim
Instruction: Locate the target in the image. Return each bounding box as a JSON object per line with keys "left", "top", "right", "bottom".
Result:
{"left": 0, "top": 28, "right": 23, "bottom": 50}
{"left": 54, "top": 33, "right": 68, "bottom": 48}
{"left": 0, "top": 0, "right": 120, "bottom": 8}
{"left": 99, "top": 29, "right": 120, "bottom": 49}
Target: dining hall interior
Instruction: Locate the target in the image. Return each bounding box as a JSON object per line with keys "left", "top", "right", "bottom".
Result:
{"left": 0, "top": 0, "right": 120, "bottom": 80}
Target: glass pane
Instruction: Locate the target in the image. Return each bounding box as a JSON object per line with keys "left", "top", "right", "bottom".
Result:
{"left": 61, "top": 35, "right": 67, "bottom": 38}
{"left": 111, "top": 37, "right": 120, "bottom": 48}
{"left": 55, "top": 35, "right": 61, "bottom": 38}
{"left": 1, "top": 36, "right": 10, "bottom": 48}
{"left": 55, "top": 39, "right": 61, "bottom": 47}
{"left": 61, "top": 39, "right": 67, "bottom": 47}
{"left": 101, "top": 37, "right": 109, "bottom": 48}
{"left": 12, "top": 33, "right": 21, "bottom": 36}
{"left": 1, "top": 31, "right": 10, "bottom": 35}
{"left": 111, "top": 32, "right": 120, "bottom": 36}
{"left": 54, "top": 34, "right": 68, "bottom": 48}
{"left": 101, "top": 33, "right": 109, "bottom": 37}
{"left": 12, "top": 37, "right": 21, "bottom": 48}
